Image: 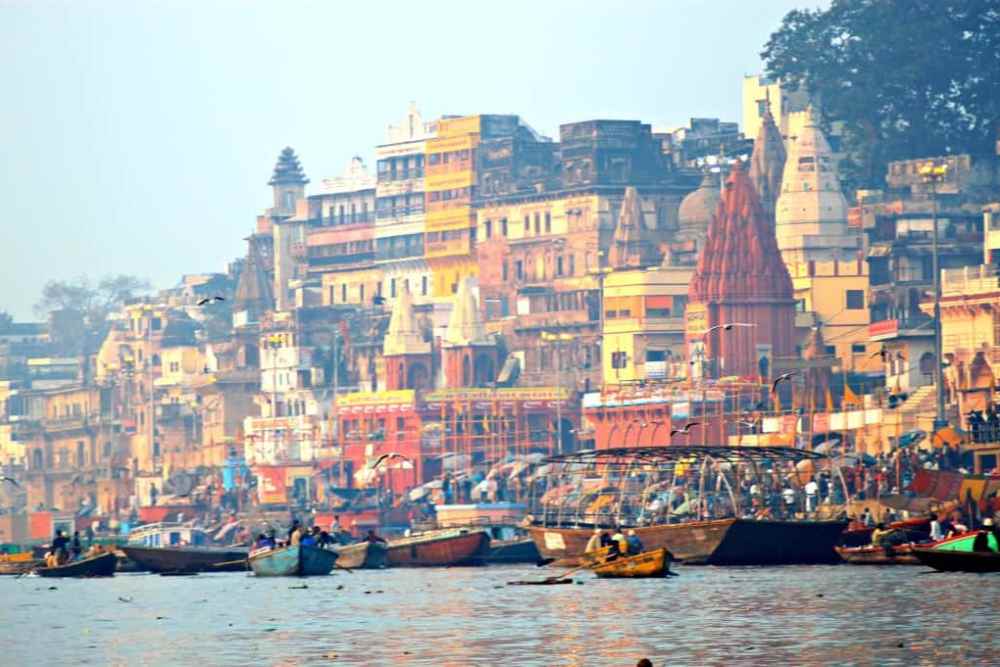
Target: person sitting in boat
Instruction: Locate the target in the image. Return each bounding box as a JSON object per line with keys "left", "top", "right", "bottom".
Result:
{"left": 585, "top": 528, "right": 602, "bottom": 554}
{"left": 972, "top": 518, "right": 997, "bottom": 552}
{"left": 364, "top": 529, "right": 387, "bottom": 545}
{"left": 51, "top": 531, "right": 70, "bottom": 564}
{"left": 611, "top": 528, "right": 628, "bottom": 555}
{"left": 300, "top": 528, "right": 318, "bottom": 548}
{"left": 599, "top": 531, "right": 614, "bottom": 548}
{"left": 605, "top": 535, "right": 622, "bottom": 562}
{"left": 317, "top": 530, "right": 336, "bottom": 549}
{"left": 254, "top": 534, "right": 271, "bottom": 550}
{"left": 928, "top": 513, "right": 944, "bottom": 542}
{"left": 626, "top": 529, "right": 644, "bottom": 555}
{"left": 870, "top": 523, "right": 899, "bottom": 548}
{"left": 287, "top": 519, "right": 301, "bottom": 544}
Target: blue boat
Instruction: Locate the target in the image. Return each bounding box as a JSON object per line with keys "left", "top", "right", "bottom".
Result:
{"left": 248, "top": 545, "right": 337, "bottom": 577}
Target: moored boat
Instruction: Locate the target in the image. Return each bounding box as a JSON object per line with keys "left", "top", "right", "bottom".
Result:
{"left": 835, "top": 544, "right": 920, "bottom": 565}
{"left": 385, "top": 528, "right": 490, "bottom": 567}
{"left": 121, "top": 545, "right": 249, "bottom": 573}
{"left": 913, "top": 547, "right": 1000, "bottom": 572}
{"left": 0, "top": 553, "right": 41, "bottom": 575}
{"left": 528, "top": 518, "right": 847, "bottom": 566}
{"left": 333, "top": 541, "right": 388, "bottom": 569}
{"left": 35, "top": 552, "right": 117, "bottom": 578}
{"left": 591, "top": 548, "right": 672, "bottom": 578}
{"left": 248, "top": 544, "right": 337, "bottom": 577}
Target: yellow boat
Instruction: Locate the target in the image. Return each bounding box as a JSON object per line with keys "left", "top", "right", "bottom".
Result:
{"left": 590, "top": 547, "right": 671, "bottom": 578}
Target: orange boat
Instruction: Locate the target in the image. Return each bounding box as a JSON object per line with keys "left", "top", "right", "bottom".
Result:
{"left": 591, "top": 548, "right": 672, "bottom": 578}
{"left": 385, "top": 529, "right": 491, "bottom": 567}
{"left": 834, "top": 544, "right": 920, "bottom": 565}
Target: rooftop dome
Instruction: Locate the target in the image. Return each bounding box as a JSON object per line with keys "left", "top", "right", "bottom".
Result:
{"left": 677, "top": 172, "right": 720, "bottom": 233}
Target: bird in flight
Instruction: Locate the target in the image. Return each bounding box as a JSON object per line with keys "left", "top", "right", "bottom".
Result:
{"left": 771, "top": 371, "right": 798, "bottom": 393}
{"left": 372, "top": 452, "right": 412, "bottom": 469}
{"left": 669, "top": 422, "right": 701, "bottom": 437}
{"left": 197, "top": 296, "right": 226, "bottom": 306}
{"left": 0, "top": 476, "right": 20, "bottom": 487}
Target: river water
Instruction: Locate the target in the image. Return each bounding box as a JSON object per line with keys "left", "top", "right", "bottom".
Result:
{"left": 2, "top": 564, "right": 997, "bottom": 666}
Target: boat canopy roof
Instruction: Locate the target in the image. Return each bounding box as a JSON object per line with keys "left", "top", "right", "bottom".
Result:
{"left": 546, "top": 445, "right": 828, "bottom": 468}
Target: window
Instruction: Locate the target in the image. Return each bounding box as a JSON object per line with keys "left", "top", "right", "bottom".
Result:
{"left": 825, "top": 345, "right": 836, "bottom": 355}
{"left": 545, "top": 212, "right": 551, "bottom": 233}
{"left": 851, "top": 343, "right": 866, "bottom": 354}
{"left": 515, "top": 260, "right": 524, "bottom": 280}
{"left": 421, "top": 276, "right": 428, "bottom": 296}
{"left": 556, "top": 256, "right": 564, "bottom": 277}
{"left": 611, "top": 351, "right": 628, "bottom": 369}
{"left": 341, "top": 284, "right": 347, "bottom": 302}
{"left": 846, "top": 290, "right": 865, "bottom": 309}
{"left": 169, "top": 361, "right": 180, "bottom": 373}
{"left": 359, "top": 284, "right": 365, "bottom": 302}
{"left": 569, "top": 254, "right": 576, "bottom": 275}
{"left": 484, "top": 220, "right": 492, "bottom": 239}
{"left": 647, "top": 308, "right": 671, "bottom": 318}
{"left": 396, "top": 417, "right": 405, "bottom": 433}
{"left": 502, "top": 262, "right": 508, "bottom": 282}
{"left": 391, "top": 278, "right": 397, "bottom": 298}
{"left": 501, "top": 218, "right": 508, "bottom": 237}
{"left": 524, "top": 215, "right": 530, "bottom": 233}
{"left": 534, "top": 212, "right": 541, "bottom": 235}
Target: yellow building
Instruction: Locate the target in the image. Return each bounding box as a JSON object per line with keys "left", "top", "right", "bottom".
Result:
{"left": 601, "top": 266, "right": 693, "bottom": 384}
{"left": 424, "top": 115, "right": 483, "bottom": 299}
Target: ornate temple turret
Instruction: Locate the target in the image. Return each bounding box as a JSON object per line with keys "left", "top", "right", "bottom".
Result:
{"left": 748, "top": 100, "right": 786, "bottom": 224}
{"left": 608, "top": 187, "right": 658, "bottom": 269}
{"left": 687, "top": 161, "right": 796, "bottom": 378}
{"left": 441, "top": 278, "right": 497, "bottom": 388}
{"left": 383, "top": 286, "right": 431, "bottom": 391}
{"left": 774, "top": 106, "right": 854, "bottom": 263}
{"left": 268, "top": 147, "right": 309, "bottom": 217}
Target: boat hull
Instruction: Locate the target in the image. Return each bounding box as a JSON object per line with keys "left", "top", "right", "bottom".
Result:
{"left": 835, "top": 544, "right": 920, "bottom": 565}
{"left": 249, "top": 545, "right": 337, "bottom": 577}
{"left": 592, "top": 548, "right": 670, "bottom": 578}
{"left": 529, "top": 518, "right": 847, "bottom": 566}
{"left": 386, "top": 530, "right": 491, "bottom": 567}
{"left": 35, "top": 552, "right": 117, "bottom": 578}
{"left": 333, "top": 542, "right": 388, "bottom": 569}
{"left": 122, "top": 545, "right": 249, "bottom": 573}
{"left": 485, "top": 537, "right": 540, "bottom": 564}
{"left": 913, "top": 547, "right": 1000, "bottom": 572}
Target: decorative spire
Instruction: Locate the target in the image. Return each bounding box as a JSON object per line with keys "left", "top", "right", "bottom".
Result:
{"left": 443, "top": 278, "right": 486, "bottom": 347}
{"left": 689, "top": 160, "right": 793, "bottom": 303}
{"left": 383, "top": 286, "right": 430, "bottom": 357}
{"left": 268, "top": 147, "right": 309, "bottom": 186}
{"left": 748, "top": 103, "right": 786, "bottom": 223}
{"left": 608, "top": 186, "right": 658, "bottom": 269}
{"left": 234, "top": 238, "right": 274, "bottom": 313}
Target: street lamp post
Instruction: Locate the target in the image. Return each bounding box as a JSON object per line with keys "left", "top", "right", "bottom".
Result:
{"left": 920, "top": 161, "right": 949, "bottom": 430}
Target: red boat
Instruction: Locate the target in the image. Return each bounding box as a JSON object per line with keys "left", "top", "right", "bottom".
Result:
{"left": 385, "top": 529, "right": 491, "bottom": 567}
{"left": 835, "top": 543, "right": 921, "bottom": 565}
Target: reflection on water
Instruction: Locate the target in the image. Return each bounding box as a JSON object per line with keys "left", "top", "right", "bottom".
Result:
{"left": 3, "top": 565, "right": 999, "bottom": 666}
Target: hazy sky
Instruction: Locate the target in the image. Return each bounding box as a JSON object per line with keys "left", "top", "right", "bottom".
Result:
{"left": 1, "top": 0, "right": 825, "bottom": 320}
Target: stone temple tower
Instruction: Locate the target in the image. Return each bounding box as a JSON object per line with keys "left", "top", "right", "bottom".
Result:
{"left": 382, "top": 285, "right": 432, "bottom": 391}
{"left": 269, "top": 147, "right": 309, "bottom": 217}
{"left": 687, "top": 161, "right": 796, "bottom": 378}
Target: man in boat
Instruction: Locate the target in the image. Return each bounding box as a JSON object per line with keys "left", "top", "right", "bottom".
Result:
{"left": 972, "top": 518, "right": 998, "bottom": 552}
{"left": 626, "top": 529, "right": 644, "bottom": 555}
{"left": 51, "top": 531, "right": 70, "bottom": 564}
{"left": 611, "top": 528, "right": 628, "bottom": 555}
{"left": 585, "top": 528, "right": 602, "bottom": 554}
{"left": 364, "top": 528, "right": 387, "bottom": 545}
{"left": 287, "top": 519, "right": 301, "bottom": 544}
{"left": 300, "top": 528, "right": 318, "bottom": 547}
{"left": 929, "top": 512, "right": 944, "bottom": 542}
{"left": 599, "top": 531, "right": 614, "bottom": 548}
{"left": 71, "top": 531, "right": 82, "bottom": 560}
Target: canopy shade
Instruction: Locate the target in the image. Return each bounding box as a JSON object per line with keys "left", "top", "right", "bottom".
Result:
{"left": 546, "top": 445, "right": 829, "bottom": 468}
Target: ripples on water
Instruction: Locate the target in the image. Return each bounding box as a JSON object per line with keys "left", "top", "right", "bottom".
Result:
{"left": 2, "top": 565, "right": 998, "bottom": 666}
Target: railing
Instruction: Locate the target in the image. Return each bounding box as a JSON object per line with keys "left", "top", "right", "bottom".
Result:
{"left": 942, "top": 265, "right": 1000, "bottom": 295}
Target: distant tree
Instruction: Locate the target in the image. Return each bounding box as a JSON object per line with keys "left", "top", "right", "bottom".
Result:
{"left": 0, "top": 310, "right": 13, "bottom": 328}
{"left": 34, "top": 274, "right": 151, "bottom": 322}
{"left": 762, "top": 0, "right": 1000, "bottom": 190}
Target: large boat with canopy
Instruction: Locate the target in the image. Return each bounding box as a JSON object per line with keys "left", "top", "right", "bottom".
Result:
{"left": 526, "top": 445, "right": 848, "bottom": 566}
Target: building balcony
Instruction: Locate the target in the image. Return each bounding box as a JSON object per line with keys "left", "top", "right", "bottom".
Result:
{"left": 941, "top": 265, "right": 1000, "bottom": 296}
{"left": 41, "top": 413, "right": 102, "bottom": 432}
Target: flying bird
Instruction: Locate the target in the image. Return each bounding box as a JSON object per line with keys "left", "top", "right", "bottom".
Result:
{"left": 771, "top": 371, "right": 798, "bottom": 393}
{"left": 197, "top": 296, "right": 226, "bottom": 306}
{"left": 0, "top": 476, "right": 20, "bottom": 487}
{"left": 371, "top": 452, "right": 412, "bottom": 470}
{"left": 669, "top": 422, "right": 701, "bottom": 437}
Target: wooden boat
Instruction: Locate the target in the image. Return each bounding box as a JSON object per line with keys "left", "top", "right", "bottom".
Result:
{"left": 913, "top": 547, "right": 1000, "bottom": 572}
{"left": 0, "top": 553, "right": 42, "bottom": 575}
{"left": 839, "top": 517, "right": 930, "bottom": 548}
{"left": 528, "top": 518, "right": 848, "bottom": 566}
{"left": 35, "top": 552, "right": 117, "bottom": 578}
{"left": 591, "top": 548, "right": 671, "bottom": 578}
{"left": 385, "top": 529, "right": 491, "bottom": 567}
{"left": 486, "top": 536, "right": 540, "bottom": 564}
{"left": 333, "top": 541, "right": 388, "bottom": 569}
{"left": 122, "top": 545, "right": 249, "bottom": 573}
{"left": 248, "top": 545, "right": 337, "bottom": 577}
{"left": 835, "top": 544, "right": 920, "bottom": 565}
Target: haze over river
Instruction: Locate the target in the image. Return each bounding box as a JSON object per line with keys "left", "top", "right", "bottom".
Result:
{"left": 3, "top": 565, "right": 997, "bottom": 666}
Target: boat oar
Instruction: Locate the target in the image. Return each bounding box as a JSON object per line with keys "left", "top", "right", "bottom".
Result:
{"left": 535, "top": 557, "right": 556, "bottom": 567}
{"left": 334, "top": 563, "right": 354, "bottom": 574}
{"left": 210, "top": 559, "right": 249, "bottom": 569}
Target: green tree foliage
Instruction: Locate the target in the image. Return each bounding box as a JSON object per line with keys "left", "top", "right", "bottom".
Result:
{"left": 762, "top": 0, "right": 1000, "bottom": 190}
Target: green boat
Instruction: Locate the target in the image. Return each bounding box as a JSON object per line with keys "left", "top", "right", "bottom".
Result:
{"left": 913, "top": 530, "right": 1000, "bottom": 572}
{"left": 248, "top": 545, "right": 337, "bottom": 577}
